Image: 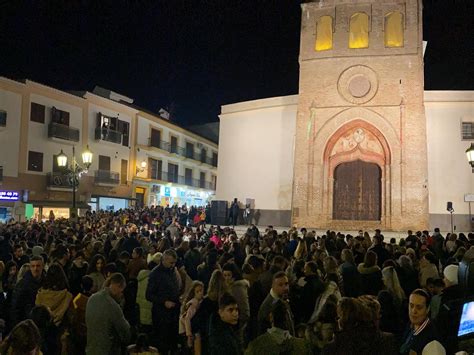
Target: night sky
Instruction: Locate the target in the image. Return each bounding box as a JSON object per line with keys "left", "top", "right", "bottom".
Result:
{"left": 0, "top": 1, "right": 472, "bottom": 125}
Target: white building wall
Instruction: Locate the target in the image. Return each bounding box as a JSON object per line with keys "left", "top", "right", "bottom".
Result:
{"left": 217, "top": 96, "right": 298, "bottom": 221}
{"left": 0, "top": 88, "right": 22, "bottom": 177}
{"left": 28, "top": 93, "right": 83, "bottom": 175}
{"left": 425, "top": 91, "right": 474, "bottom": 230}
{"left": 87, "top": 103, "right": 132, "bottom": 177}
{"left": 136, "top": 115, "right": 217, "bottom": 182}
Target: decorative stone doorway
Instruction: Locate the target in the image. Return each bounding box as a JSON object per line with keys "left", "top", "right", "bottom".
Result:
{"left": 333, "top": 160, "right": 381, "bottom": 220}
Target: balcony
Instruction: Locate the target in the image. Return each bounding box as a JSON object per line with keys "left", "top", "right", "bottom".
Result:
{"left": 149, "top": 139, "right": 171, "bottom": 152}
{"left": 148, "top": 171, "right": 215, "bottom": 190}
{"left": 46, "top": 172, "right": 77, "bottom": 189}
{"left": 95, "top": 127, "right": 123, "bottom": 145}
{"left": 48, "top": 123, "right": 80, "bottom": 142}
{"left": 94, "top": 170, "right": 120, "bottom": 185}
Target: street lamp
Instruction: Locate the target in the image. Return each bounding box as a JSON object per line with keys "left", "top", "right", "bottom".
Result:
{"left": 57, "top": 145, "right": 93, "bottom": 218}
{"left": 466, "top": 143, "right": 474, "bottom": 168}
{"left": 136, "top": 159, "right": 147, "bottom": 173}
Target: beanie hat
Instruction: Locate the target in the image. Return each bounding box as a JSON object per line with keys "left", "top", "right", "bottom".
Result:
{"left": 443, "top": 264, "right": 458, "bottom": 285}
{"left": 32, "top": 246, "right": 44, "bottom": 257}
{"left": 406, "top": 248, "right": 416, "bottom": 256}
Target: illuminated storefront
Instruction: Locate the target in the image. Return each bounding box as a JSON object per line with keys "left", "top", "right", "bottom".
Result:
{"left": 147, "top": 184, "right": 213, "bottom": 207}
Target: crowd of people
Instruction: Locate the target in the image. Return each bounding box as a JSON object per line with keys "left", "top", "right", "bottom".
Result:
{"left": 0, "top": 204, "right": 472, "bottom": 354}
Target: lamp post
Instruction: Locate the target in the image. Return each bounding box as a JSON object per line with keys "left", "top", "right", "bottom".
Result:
{"left": 57, "top": 145, "right": 93, "bottom": 219}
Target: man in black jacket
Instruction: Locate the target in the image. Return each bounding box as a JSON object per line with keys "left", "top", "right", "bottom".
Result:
{"left": 10, "top": 255, "right": 44, "bottom": 326}
{"left": 146, "top": 248, "right": 181, "bottom": 354}
{"left": 209, "top": 293, "right": 242, "bottom": 355}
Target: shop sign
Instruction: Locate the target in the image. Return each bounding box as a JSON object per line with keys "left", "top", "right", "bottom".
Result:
{"left": 164, "top": 187, "right": 171, "bottom": 197}
{"left": 0, "top": 190, "right": 19, "bottom": 201}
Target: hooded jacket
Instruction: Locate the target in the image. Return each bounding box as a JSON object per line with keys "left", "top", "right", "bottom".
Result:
{"left": 357, "top": 264, "right": 383, "bottom": 296}
{"left": 136, "top": 269, "right": 152, "bottom": 326}
{"left": 36, "top": 288, "right": 73, "bottom": 326}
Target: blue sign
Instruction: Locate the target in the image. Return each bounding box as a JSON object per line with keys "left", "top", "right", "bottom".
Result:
{"left": 0, "top": 191, "right": 19, "bottom": 201}
{"left": 164, "top": 187, "right": 171, "bottom": 197}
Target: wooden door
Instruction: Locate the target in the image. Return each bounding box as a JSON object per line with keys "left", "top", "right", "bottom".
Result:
{"left": 333, "top": 160, "right": 381, "bottom": 220}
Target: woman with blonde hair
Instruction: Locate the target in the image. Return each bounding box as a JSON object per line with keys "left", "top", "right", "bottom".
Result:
{"left": 382, "top": 266, "right": 406, "bottom": 308}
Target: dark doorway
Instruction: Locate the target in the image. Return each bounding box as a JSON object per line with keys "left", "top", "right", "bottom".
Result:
{"left": 333, "top": 160, "right": 381, "bottom": 220}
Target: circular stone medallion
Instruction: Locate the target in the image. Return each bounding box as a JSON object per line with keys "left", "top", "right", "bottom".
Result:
{"left": 337, "top": 65, "right": 378, "bottom": 104}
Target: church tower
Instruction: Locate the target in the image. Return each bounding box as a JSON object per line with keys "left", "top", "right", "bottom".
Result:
{"left": 292, "top": 0, "right": 428, "bottom": 230}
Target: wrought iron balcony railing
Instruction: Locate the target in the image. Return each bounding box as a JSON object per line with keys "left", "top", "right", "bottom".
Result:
{"left": 48, "top": 122, "right": 80, "bottom": 142}
{"left": 94, "top": 170, "right": 120, "bottom": 184}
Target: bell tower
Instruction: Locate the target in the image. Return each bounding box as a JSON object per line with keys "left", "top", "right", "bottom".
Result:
{"left": 291, "top": 0, "right": 428, "bottom": 230}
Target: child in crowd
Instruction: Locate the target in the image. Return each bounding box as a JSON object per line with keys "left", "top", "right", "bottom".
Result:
{"left": 180, "top": 280, "right": 205, "bottom": 354}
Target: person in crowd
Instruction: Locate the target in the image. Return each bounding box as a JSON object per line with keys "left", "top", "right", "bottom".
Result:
{"left": 230, "top": 198, "right": 240, "bottom": 227}
{"left": 357, "top": 251, "right": 384, "bottom": 296}
{"left": 10, "top": 255, "right": 44, "bottom": 326}
{"left": 246, "top": 299, "right": 312, "bottom": 355}
{"left": 70, "top": 275, "right": 93, "bottom": 355}
{"left": 127, "top": 333, "right": 159, "bottom": 354}
{"left": 184, "top": 240, "right": 202, "bottom": 280}
{"left": 195, "top": 269, "right": 228, "bottom": 354}
{"left": 0, "top": 319, "right": 41, "bottom": 355}
{"left": 299, "top": 261, "right": 325, "bottom": 323}
{"left": 35, "top": 263, "right": 72, "bottom": 327}
{"left": 209, "top": 293, "right": 242, "bottom": 355}
{"left": 68, "top": 251, "right": 88, "bottom": 296}
{"left": 419, "top": 251, "right": 439, "bottom": 288}
{"left": 146, "top": 248, "right": 181, "bottom": 354}
{"left": 435, "top": 264, "right": 464, "bottom": 354}
{"left": 258, "top": 271, "right": 294, "bottom": 335}
{"left": 136, "top": 257, "right": 157, "bottom": 334}
{"left": 381, "top": 265, "right": 406, "bottom": 310}
{"left": 10, "top": 244, "right": 29, "bottom": 269}
{"left": 179, "top": 280, "right": 204, "bottom": 353}
{"left": 397, "top": 254, "right": 420, "bottom": 297}
{"left": 400, "top": 289, "right": 445, "bottom": 354}
{"left": 87, "top": 254, "right": 106, "bottom": 293}
{"left": 339, "top": 249, "right": 361, "bottom": 297}
{"left": 85, "top": 273, "right": 130, "bottom": 355}
{"left": 369, "top": 235, "right": 391, "bottom": 267}
{"left": 223, "top": 262, "right": 250, "bottom": 343}
{"left": 128, "top": 247, "right": 147, "bottom": 279}
{"left": 322, "top": 297, "right": 397, "bottom": 355}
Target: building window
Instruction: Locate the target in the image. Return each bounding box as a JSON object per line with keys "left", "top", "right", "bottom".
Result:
{"left": 212, "top": 152, "right": 218, "bottom": 167}
{"left": 30, "top": 103, "right": 45, "bottom": 123}
{"left": 315, "top": 16, "right": 333, "bottom": 51}
{"left": 186, "top": 142, "right": 194, "bottom": 159}
{"left": 168, "top": 163, "right": 179, "bottom": 183}
{"left": 150, "top": 128, "right": 161, "bottom": 148}
{"left": 185, "top": 168, "right": 193, "bottom": 186}
{"left": 170, "top": 136, "right": 178, "bottom": 154}
{"left": 0, "top": 110, "right": 6, "bottom": 127}
{"left": 118, "top": 120, "right": 129, "bottom": 147}
{"left": 200, "top": 171, "right": 206, "bottom": 188}
{"left": 149, "top": 158, "right": 162, "bottom": 180}
{"left": 349, "top": 12, "right": 369, "bottom": 49}
{"left": 28, "top": 151, "right": 43, "bottom": 172}
{"left": 384, "top": 11, "right": 404, "bottom": 48}
{"left": 51, "top": 107, "right": 70, "bottom": 126}
{"left": 462, "top": 122, "right": 474, "bottom": 140}
{"left": 98, "top": 155, "right": 111, "bottom": 171}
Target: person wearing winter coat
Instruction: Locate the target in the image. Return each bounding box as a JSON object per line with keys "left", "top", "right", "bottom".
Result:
{"left": 357, "top": 251, "right": 384, "bottom": 296}
{"left": 223, "top": 263, "right": 250, "bottom": 344}
{"left": 418, "top": 251, "right": 440, "bottom": 288}
{"left": 246, "top": 299, "right": 312, "bottom": 355}
{"left": 10, "top": 255, "right": 44, "bottom": 326}
{"left": 85, "top": 273, "right": 130, "bottom": 355}
{"left": 339, "top": 249, "right": 361, "bottom": 297}
{"left": 136, "top": 267, "right": 153, "bottom": 330}
{"left": 208, "top": 293, "right": 243, "bottom": 355}
{"left": 35, "top": 263, "right": 72, "bottom": 327}
{"left": 145, "top": 249, "right": 181, "bottom": 354}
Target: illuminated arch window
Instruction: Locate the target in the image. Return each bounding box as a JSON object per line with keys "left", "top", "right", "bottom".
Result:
{"left": 349, "top": 12, "right": 369, "bottom": 49}
{"left": 384, "top": 11, "right": 404, "bottom": 47}
{"left": 315, "top": 16, "right": 333, "bottom": 51}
